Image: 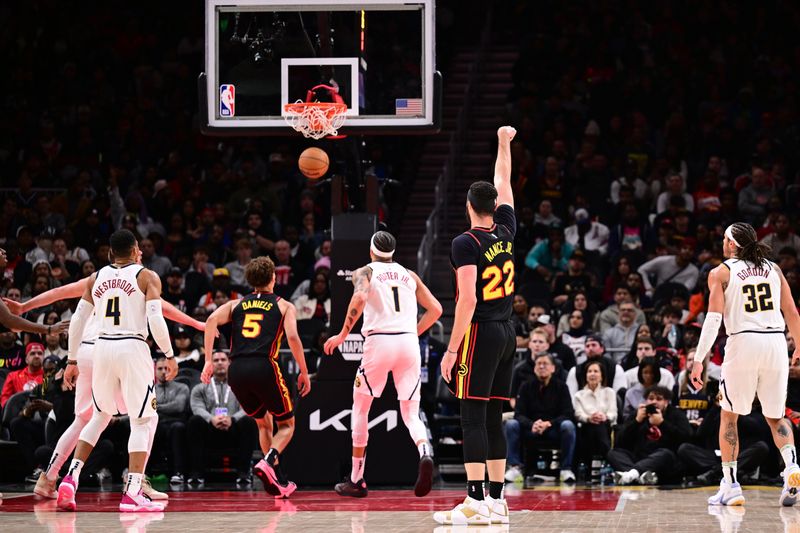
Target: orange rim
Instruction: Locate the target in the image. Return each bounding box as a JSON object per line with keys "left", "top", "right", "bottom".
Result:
{"left": 284, "top": 102, "right": 347, "bottom": 115}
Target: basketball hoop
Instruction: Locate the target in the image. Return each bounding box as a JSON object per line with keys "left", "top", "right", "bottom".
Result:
{"left": 284, "top": 101, "right": 347, "bottom": 139}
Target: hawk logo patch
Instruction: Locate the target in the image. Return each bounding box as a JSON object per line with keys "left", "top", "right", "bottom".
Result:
{"left": 458, "top": 364, "right": 468, "bottom": 377}
{"left": 151, "top": 397, "right": 158, "bottom": 410}
{"left": 355, "top": 376, "right": 361, "bottom": 388}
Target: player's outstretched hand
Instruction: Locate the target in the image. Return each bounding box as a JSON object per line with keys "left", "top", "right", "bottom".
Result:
{"left": 165, "top": 357, "right": 179, "bottom": 381}
{"left": 201, "top": 361, "right": 213, "bottom": 384}
{"left": 297, "top": 371, "right": 311, "bottom": 397}
{"left": 793, "top": 347, "right": 800, "bottom": 367}
{"left": 323, "top": 333, "right": 345, "bottom": 355}
{"left": 497, "top": 126, "right": 516, "bottom": 143}
{"left": 64, "top": 364, "right": 79, "bottom": 390}
{"left": 2, "top": 298, "right": 24, "bottom": 315}
{"left": 689, "top": 360, "right": 705, "bottom": 392}
{"left": 52, "top": 321, "right": 70, "bottom": 335}
{"left": 440, "top": 349, "right": 458, "bottom": 383}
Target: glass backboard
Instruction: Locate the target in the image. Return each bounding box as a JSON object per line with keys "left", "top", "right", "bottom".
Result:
{"left": 201, "top": 0, "right": 440, "bottom": 135}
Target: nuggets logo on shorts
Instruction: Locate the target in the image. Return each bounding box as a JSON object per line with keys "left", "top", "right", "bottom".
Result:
{"left": 458, "top": 363, "right": 468, "bottom": 377}
{"left": 151, "top": 397, "right": 157, "bottom": 410}
{"left": 355, "top": 376, "right": 361, "bottom": 388}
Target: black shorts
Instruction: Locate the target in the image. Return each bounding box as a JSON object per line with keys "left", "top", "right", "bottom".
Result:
{"left": 446, "top": 320, "right": 516, "bottom": 401}
{"left": 228, "top": 354, "right": 294, "bottom": 421}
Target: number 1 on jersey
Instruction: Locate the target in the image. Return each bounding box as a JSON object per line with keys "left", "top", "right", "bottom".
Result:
{"left": 105, "top": 297, "right": 121, "bottom": 326}
{"left": 391, "top": 286, "right": 401, "bottom": 313}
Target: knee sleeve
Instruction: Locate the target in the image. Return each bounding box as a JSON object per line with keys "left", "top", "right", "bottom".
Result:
{"left": 400, "top": 400, "right": 428, "bottom": 445}
{"left": 351, "top": 393, "right": 373, "bottom": 448}
{"left": 486, "top": 399, "right": 507, "bottom": 461}
{"left": 80, "top": 412, "right": 113, "bottom": 447}
{"left": 129, "top": 416, "right": 153, "bottom": 453}
{"left": 460, "top": 399, "right": 488, "bottom": 464}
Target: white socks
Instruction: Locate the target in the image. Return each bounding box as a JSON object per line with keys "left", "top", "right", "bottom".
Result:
{"left": 351, "top": 455, "right": 366, "bottom": 483}
{"left": 67, "top": 459, "right": 84, "bottom": 481}
{"left": 126, "top": 472, "right": 144, "bottom": 497}
{"left": 722, "top": 461, "right": 738, "bottom": 484}
{"left": 418, "top": 441, "right": 432, "bottom": 458}
{"left": 781, "top": 445, "right": 798, "bottom": 469}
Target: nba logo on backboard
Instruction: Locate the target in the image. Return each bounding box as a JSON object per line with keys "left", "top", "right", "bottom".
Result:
{"left": 219, "top": 84, "right": 235, "bottom": 117}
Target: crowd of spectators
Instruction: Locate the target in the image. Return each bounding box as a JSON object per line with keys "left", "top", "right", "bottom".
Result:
{"left": 497, "top": 0, "right": 800, "bottom": 486}
{"left": 5, "top": 0, "right": 800, "bottom": 489}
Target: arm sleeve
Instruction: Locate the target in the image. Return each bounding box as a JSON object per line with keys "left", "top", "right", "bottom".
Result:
{"left": 494, "top": 204, "right": 517, "bottom": 236}
{"left": 693, "top": 312, "right": 722, "bottom": 364}
{"left": 190, "top": 385, "right": 212, "bottom": 422}
{"left": 68, "top": 299, "right": 95, "bottom": 358}
{"left": 146, "top": 300, "right": 174, "bottom": 358}
{"left": 451, "top": 234, "right": 480, "bottom": 268}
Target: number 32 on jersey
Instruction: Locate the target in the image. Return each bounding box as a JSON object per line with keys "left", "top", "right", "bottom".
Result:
{"left": 482, "top": 260, "right": 514, "bottom": 301}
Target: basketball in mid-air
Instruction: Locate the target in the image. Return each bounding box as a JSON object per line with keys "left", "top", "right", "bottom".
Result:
{"left": 298, "top": 147, "right": 329, "bottom": 180}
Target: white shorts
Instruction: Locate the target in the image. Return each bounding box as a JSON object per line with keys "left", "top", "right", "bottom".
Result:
{"left": 354, "top": 334, "right": 421, "bottom": 400}
{"left": 75, "top": 342, "right": 127, "bottom": 418}
{"left": 721, "top": 332, "right": 789, "bottom": 418}
{"left": 91, "top": 337, "right": 155, "bottom": 419}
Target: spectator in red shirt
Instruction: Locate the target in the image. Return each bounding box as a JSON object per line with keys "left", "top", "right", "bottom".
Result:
{"left": 1, "top": 342, "right": 45, "bottom": 407}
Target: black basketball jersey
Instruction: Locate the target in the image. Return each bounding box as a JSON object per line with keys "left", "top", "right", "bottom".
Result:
{"left": 451, "top": 204, "right": 517, "bottom": 322}
{"left": 230, "top": 292, "right": 285, "bottom": 358}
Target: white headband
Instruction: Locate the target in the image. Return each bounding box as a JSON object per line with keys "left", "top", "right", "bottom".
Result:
{"left": 370, "top": 234, "right": 394, "bottom": 259}
{"left": 724, "top": 225, "right": 741, "bottom": 248}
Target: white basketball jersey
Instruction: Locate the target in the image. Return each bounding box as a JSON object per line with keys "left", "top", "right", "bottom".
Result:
{"left": 361, "top": 261, "right": 418, "bottom": 335}
{"left": 91, "top": 264, "right": 148, "bottom": 337}
{"left": 723, "top": 258, "right": 785, "bottom": 334}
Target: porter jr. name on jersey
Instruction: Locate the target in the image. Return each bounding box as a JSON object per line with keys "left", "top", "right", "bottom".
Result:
{"left": 374, "top": 269, "right": 412, "bottom": 287}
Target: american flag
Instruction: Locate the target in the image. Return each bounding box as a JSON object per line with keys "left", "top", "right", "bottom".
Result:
{"left": 395, "top": 98, "right": 423, "bottom": 116}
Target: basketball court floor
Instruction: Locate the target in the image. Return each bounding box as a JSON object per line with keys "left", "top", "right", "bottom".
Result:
{"left": 1, "top": 483, "right": 797, "bottom": 532}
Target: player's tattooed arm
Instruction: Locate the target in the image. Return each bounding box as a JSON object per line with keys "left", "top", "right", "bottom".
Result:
{"left": 342, "top": 267, "right": 372, "bottom": 335}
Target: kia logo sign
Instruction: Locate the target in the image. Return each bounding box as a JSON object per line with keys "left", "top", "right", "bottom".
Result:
{"left": 308, "top": 409, "right": 398, "bottom": 432}
{"left": 339, "top": 333, "right": 364, "bottom": 361}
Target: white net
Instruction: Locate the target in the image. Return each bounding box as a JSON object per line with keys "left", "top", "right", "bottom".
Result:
{"left": 283, "top": 102, "right": 347, "bottom": 140}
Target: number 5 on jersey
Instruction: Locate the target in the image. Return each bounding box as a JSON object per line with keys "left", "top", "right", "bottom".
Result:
{"left": 241, "top": 313, "right": 264, "bottom": 338}
{"left": 482, "top": 260, "right": 514, "bottom": 301}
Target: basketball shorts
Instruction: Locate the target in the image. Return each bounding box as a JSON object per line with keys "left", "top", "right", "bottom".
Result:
{"left": 355, "top": 333, "right": 421, "bottom": 400}
{"left": 446, "top": 320, "right": 516, "bottom": 401}
{"left": 228, "top": 354, "right": 294, "bottom": 421}
{"left": 720, "top": 331, "right": 789, "bottom": 418}
{"left": 75, "top": 341, "right": 127, "bottom": 418}
{"left": 91, "top": 337, "right": 155, "bottom": 419}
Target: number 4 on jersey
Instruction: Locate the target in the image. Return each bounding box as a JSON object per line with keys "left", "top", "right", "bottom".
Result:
{"left": 105, "top": 296, "right": 121, "bottom": 326}
{"left": 482, "top": 260, "right": 514, "bottom": 301}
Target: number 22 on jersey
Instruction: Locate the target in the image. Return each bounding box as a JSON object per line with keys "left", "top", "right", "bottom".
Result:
{"left": 482, "top": 260, "right": 514, "bottom": 301}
